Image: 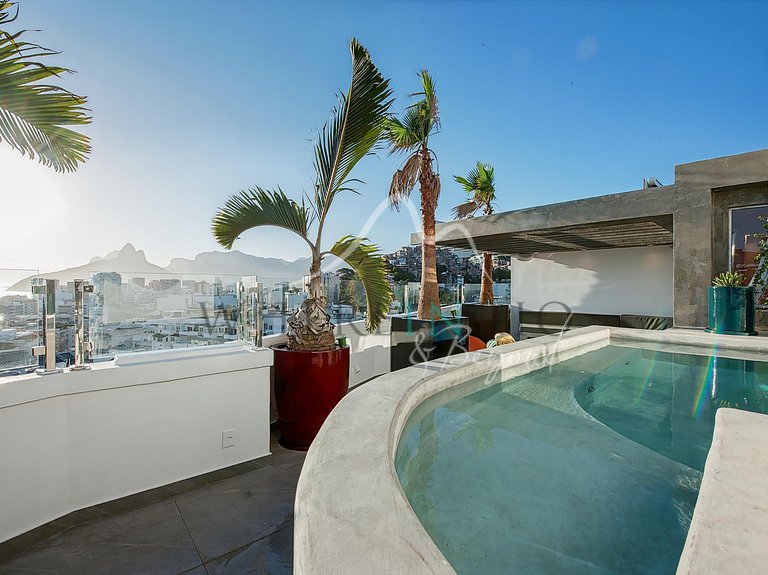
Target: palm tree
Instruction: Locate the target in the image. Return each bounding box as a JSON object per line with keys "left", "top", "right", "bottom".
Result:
{"left": 453, "top": 162, "right": 497, "bottom": 304}
{"left": 385, "top": 70, "right": 442, "bottom": 321}
{"left": 212, "top": 39, "right": 393, "bottom": 352}
{"left": 0, "top": 2, "right": 91, "bottom": 172}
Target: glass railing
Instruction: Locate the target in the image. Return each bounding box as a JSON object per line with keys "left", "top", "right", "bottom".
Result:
{"left": 1, "top": 268, "right": 513, "bottom": 369}
{"left": 0, "top": 268, "right": 41, "bottom": 374}
{"left": 85, "top": 270, "right": 258, "bottom": 357}
{"left": 461, "top": 283, "right": 511, "bottom": 305}
{"left": 260, "top": 276, "right": 304, "bottom": 336}
{"left": 388, "top": 281, "right": 513, "bottom": 317}
{"left": 270, "top": 277, "right": 373, "bottom": 329}
{"left": 1, "top": 268, "right": 396, "bottom": 368}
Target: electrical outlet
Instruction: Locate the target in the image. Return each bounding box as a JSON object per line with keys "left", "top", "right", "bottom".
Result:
{"left": 222, "top": 428, "right": 236, "bottom": 448}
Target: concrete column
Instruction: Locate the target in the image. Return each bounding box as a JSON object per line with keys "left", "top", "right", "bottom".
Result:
{"left": 670, "top": 189, "right": 712, "bottom": 328}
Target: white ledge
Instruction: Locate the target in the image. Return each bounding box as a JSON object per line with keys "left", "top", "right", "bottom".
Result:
{"left": 0, "top": 342, "right": 272, "bottom": 410}
{"left": 676, "top": 408, "right": 768, "bottom": 575}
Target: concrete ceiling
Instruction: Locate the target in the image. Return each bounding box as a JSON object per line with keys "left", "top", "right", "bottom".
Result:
{"left": 434, "top": 215, "right": 674, "bottom": 255}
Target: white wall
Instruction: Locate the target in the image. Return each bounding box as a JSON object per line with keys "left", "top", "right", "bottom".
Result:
{"left": 510, "top": 246, "right": 673, "bottom": 316}
{"left": 0, "top": 343, "right": 272, "bottom": 544}
{"left": 337, "top": 318, "right": 391, "bottom": 387}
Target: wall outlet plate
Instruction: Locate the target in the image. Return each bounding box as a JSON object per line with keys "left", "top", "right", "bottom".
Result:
{"left": 222, "top": 428, "right": 235, "bottom": 448}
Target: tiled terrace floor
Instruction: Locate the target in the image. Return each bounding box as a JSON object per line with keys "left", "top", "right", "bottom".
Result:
{"left": 0, "top": 434, "right": 306, "bottom": 575}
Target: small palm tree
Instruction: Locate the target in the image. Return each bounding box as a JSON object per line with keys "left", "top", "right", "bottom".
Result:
{"left": 0, "top": 2, "right": 91, "bottom": 171}
{"left": 453, "top": 162, "right": 497, "bottom": 304}
{"left": 212, "top": 39, "right": 393, "bottom": 352}
{"left": 385, "top": 70, "right": 442, "bottom": 320}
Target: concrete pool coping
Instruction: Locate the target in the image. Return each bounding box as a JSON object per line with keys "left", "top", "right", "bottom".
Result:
{"left": 293, "top": 326, "right": 768, "bottom": 575}
{"left": 677, "top": 408, "right": 768, "bottom": 575}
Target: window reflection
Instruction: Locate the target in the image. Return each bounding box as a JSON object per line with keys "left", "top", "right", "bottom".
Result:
{"left": 730, "top": 205, "right": 768, "bottom": 284}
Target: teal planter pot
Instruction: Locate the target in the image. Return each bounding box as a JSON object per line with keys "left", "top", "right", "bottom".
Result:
{"left": 707, "top": 286, "right": 757, "bottom": 335}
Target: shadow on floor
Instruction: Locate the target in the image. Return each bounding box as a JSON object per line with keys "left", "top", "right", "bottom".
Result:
{"left": 0, "top": 434, "right": 306, "bottom": 575}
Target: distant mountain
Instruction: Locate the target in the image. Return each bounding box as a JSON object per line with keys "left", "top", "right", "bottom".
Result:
{"left": 165, "top": 250, "right": 311, "bottom": 282}
{"left": 9, "top": 244, "right": 167, "bottom": 291}
{"left": 7, "top": 244, "right": 312, "bottom": 292}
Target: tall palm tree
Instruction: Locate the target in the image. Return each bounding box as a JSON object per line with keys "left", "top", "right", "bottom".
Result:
{"left": 453, "top": 162, "right": 497, "bottom": 304}
{"left": 385, "top": 70, "right": 442, "bottom": 321}
{"left": 0, "top": 2, "right": 91, "bottom": 172}
{"left": 212, "top": 39, "right": 393, "bottom": 352}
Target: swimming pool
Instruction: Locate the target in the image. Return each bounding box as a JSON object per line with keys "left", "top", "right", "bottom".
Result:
{"left": 395, "top": 342, "right": 768, "bottom": 574}
{"left": 295, "top": 327, "right": 768, "bottom": 575}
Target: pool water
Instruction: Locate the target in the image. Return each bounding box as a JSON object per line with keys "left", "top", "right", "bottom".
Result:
{"left": 395, "top": 343, "right": 768, "bottom": 575}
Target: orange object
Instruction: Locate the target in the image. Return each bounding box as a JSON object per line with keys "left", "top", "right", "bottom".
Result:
{"left": 467, "top": 335, "right": 486, "bottom": 351}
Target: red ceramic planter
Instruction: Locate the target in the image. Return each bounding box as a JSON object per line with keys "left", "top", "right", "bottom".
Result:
{"left": 272, "top": 345, "right": 350, "bottom": 451}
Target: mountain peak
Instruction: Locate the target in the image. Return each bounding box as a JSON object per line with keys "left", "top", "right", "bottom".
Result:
{"left": 97, "top": 243, "right": 147, "bottom": 263}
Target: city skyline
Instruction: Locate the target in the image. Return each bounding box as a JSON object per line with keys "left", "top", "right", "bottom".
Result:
{"left": 0, "top": 239, "right": 497, "bottom": 291}
{"left": 2, "top": 1, "right": 767, "bottom": 272}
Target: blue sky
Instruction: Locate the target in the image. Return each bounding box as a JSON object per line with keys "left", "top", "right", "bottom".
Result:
{"left": 2, "top": 0, "right": 767, "bottom": 273}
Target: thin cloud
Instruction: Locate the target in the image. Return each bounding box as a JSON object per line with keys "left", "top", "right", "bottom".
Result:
{"left": 576, "top": 36, "right": 599, "bottom": 60}
{"left": 512, "top": 47, "right": 531, "bottom": 69}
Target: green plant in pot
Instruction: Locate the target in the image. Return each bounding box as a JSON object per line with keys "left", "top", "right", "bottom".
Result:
{"left": 384, "top": 71, "right": 469, "bottom": 369}
{"left": 707, "top": 271, "right": 756, "bottom": 335}
{"left": 211, "top": 39, "right": 393, "bottom": 450}
{"left": 452, "top": 162, "right": 510, "bottom": 343}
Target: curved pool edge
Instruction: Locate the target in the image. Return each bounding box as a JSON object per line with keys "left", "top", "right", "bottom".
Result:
{"left": 293, "top": 326, "right": 612, "bottom": 575}
{"left": 676, "top": 408, "right": 768, "bottom": 575}
{"left": 294, "top": 326, "right": 768, "bottom": 574}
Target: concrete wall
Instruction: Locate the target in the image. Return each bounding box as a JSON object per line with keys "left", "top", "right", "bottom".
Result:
{"left": 672, "top": 150, "right": 768, "bottom": 327}
{"left": 0, "top": 343, "right": 273, "bottom": 544}
{"left": 510, "top": 246, "right": 673, "bottom": 316}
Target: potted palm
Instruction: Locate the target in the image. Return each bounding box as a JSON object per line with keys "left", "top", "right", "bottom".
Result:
{"left": 452, "top": 162, "right": 510, "bottom": 343}
{"left": 707, "top": 271, "right": 756, "bottom": 335}
{"left": 212, "top": 39, "right": 393, "bottom": 450}
{"left": 385, "top": 71, "right": 468, "bottom": 370}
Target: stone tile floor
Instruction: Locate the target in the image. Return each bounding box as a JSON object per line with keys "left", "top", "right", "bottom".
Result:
{"left": 0, "top": 434, "right": 306, "bottom": 575}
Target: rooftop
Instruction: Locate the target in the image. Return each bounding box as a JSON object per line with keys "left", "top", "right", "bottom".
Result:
{"left": 1, "top": 149, "right": 767, "bottom": 574}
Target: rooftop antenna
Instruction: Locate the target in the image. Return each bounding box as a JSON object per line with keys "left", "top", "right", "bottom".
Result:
{"left": 643, "top": 177, "right": 662, "bottom": 188}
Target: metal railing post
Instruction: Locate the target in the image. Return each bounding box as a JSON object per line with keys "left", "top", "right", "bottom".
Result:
{"left": 70, "top": 279, "right": 94, "bottom": 371}
{"left": 236, "top": 282, "right": 247, "bottom": 342}
{"left": 32, "top": 278, "right": 62, "bottom": 375}
{"left": 237, "top": 278, "right": 262, "bottom": 347}
{"left": 251, "top": 282, "right": 263, "bottom": 348}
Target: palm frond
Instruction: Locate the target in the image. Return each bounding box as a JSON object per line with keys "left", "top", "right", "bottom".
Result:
{"left": 383, "top": 113, "right": 420, "bottom": 153}
{"left": 453, "top": 162, "right": 496, "bottom": 216}
{"left": 389, "top": 152, "right": 420, "bottom": 210}
{"left": 418, "top": 69, "right": 439, "bottom": 131}
{"left": 385, "top": 69, "right": 440, "bottom": 156}
{"left": 325, "top": 236, "right": 392, "bottom": 332}
{"left": 313, "top": 38, "right": 392, "bottom": 225}
{"left": 0, "top": 13, "right": 91, "bottom": 172}
{"left": 452, "top": 199, "right": 483, "bottom": 219}
{"left": 0, "top": 2, "right": 17, "bottom": 25}
{"left": 212, "top": 187, "right": 314, "bottom": 250}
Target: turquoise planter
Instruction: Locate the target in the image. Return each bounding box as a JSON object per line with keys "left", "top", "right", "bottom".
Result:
{"left": 707, "top": 286, "right": 757, "bottom": 335}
